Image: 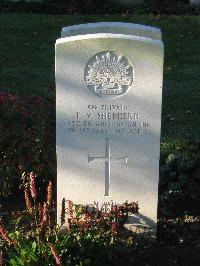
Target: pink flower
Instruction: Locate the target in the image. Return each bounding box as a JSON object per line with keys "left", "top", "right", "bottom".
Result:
{"left": 30, "top": 172, "right": 37, "bottom": 199}
{"left": 0, "top": 221, "right": 13, "bottom": 246}
{"left": 42, "top": 202, "right": 48, "bottom": 224}
{"left": 47, "top": 181, "right": 52, "bottom": 207}
{"left": 49, "top": 244, "right": 62, "bottom": 266}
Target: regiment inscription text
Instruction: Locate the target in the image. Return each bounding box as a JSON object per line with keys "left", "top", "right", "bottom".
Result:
{"left": 66, "top": 104, "right": 151, "bottom": 136}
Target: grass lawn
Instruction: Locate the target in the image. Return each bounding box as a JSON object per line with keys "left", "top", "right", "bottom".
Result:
{"left": 0, "top": 13, "right": 200, "bottom": 142}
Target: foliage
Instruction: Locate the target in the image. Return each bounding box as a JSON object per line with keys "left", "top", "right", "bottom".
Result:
{"left": 0, "top": 172, "right": 200, "bottom": 265}
{"left": 159, "top": 138, "right": 200, "bottom": 218}
{"left": 61, "top": 200, "right": 139, "bottom": 234}
{"left": 1, "top": 0, "right": 199, "bottom": 15}
{"left": 1, "top": 0, "right": 120, "bottom": 15}
{"left": 0, "top": 173, "right": 139, "bottom": 265}
{"left": 0, "top": 92, "right": 55, "bottom": 197}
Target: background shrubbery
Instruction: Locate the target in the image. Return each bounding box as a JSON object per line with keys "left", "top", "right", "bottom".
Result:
{"left": 1, "top": 0, "right": 200, "bottom": 15}
{"left": 0, "top": 92, "right": 55, "bottom": 202}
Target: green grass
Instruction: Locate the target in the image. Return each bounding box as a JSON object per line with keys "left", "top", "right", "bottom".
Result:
{"left": 0, "top": 14, "right": 200, "bottom": 141}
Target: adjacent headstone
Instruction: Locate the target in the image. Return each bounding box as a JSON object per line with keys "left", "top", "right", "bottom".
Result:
{"left": 190, "top": 0, "right": 200, "bottom": 5}
{"left": 56, "top": 29, "right": 164, "bottom": 235}
{"left": 116, "top": 0, "right": 144, "bottom": 7}
{"left": 61, "top": 22, "right": 162, "bottom": 41}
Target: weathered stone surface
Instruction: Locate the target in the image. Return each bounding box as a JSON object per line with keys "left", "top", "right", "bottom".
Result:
{"left": 56, "top": 31, "right": 164, "bottom": 233}
{"left": 61, "top": 22, "right": 162, "bottom": 41}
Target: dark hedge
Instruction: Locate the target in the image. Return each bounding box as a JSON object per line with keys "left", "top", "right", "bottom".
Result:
{"left": 1, "top": 0, "right": 199, "bottom": 15}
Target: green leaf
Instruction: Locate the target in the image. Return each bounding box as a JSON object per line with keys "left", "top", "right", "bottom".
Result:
{"left": 10, "top": 257, "right": 24, "bottom": 266}
{"left": 32, "top": 241, "right": 37, "bottom": 252}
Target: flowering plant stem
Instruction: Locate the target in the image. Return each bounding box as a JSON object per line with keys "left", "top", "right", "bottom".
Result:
{"left": 33, "top": 199, "right": 38, "bottom": 229}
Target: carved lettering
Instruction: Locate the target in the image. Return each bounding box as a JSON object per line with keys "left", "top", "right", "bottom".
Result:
{"left": 66, "top": 105, "right": 151, "bottom": 136}
{"left": 97, "top": 112, "right": 139, "bottom": 120}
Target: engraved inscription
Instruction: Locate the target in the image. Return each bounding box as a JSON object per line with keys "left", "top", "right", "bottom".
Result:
{"left": 65, "top": 104, "right": 152, "bottom": 136}
{"left": 85, "top": 52, "right": 134, "bottom": 98}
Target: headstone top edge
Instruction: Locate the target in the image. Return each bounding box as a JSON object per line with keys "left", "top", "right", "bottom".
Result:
{"left": 61, "top": 22, "right": 162, "bottom": 34}
{"left": 56, "top": 33, "right": 164, "bottom": 46}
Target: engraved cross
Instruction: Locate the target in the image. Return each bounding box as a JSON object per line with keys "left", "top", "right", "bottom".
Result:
{"left": 88, "top": 138, "right": 128, "bottom": 196}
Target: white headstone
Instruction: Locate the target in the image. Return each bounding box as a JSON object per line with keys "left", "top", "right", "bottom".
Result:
{"left": 61, "top": 22, "right": 162, "bottom": 41}
{"left": 56, "top": 31, "right": 164, "bottom": 234}
{"left": 190, "top": 0, "right": 200, "bottom": 5}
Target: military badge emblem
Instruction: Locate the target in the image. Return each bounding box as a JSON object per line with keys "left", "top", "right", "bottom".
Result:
{"left": 85, "top": 51, "right": 134, "bottom": 98}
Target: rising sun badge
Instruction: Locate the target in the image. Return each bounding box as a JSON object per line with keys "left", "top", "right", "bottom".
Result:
{"left": 84, "top": 51, "right": 134, "bottom": 98}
